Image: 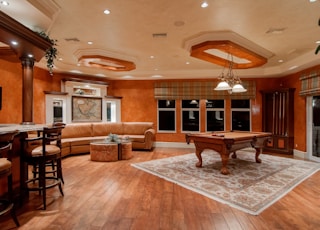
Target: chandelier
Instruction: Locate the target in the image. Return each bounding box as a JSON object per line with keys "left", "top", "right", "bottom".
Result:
{"left": 214, "top": 55, "right": 247, "bottom": 93}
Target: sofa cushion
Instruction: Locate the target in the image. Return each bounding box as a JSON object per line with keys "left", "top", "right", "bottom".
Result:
{"left": 92, "top": 123, "right": 124, "bottom": 136}
{"left": 63, "top": 137, "right": 92, "bottom": 146}
{"left": 70, "top": 145, "right": 90, "bottom": 155}
{"left": 122, "top": 122, "right": 153, "bottom": 135}
{"left": 62, "top": 123, "right": 92, "bottom": 138}
{"left": 127, "top": 135, "right": 145, "bottom": 143}
{"left": 61, "top": 140, "right": 70, "bottom": 148}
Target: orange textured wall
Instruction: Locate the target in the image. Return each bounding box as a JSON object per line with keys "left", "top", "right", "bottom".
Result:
{"left": 110, "top": 78, "right": 283, "bottom": 143}
{"left": 280, "top": 64, "right": 320, "bottom": 152}
{"left": 0, "top": 59, "right": 22, "bottom": 123}
{"left": 0, "top": 58, "right": 315, "bottom": 152}
{"left": 33, "top": 68, "right": 59, "bottom": 123}
{"left": 110, "top": 80, "right": 158, "bottom": 123}
{"left": 0, "top": 61, "right": 66, "bottom": 124}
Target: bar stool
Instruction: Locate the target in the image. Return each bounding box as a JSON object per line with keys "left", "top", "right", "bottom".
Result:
{"left": 23, "top": 126, "right": 64, "bottom": 210}
{"left": 31, "top": 123, "right": 66, "bottom": 184}
{"left": 0, "top": 131, "right": 20, "bottom": 227}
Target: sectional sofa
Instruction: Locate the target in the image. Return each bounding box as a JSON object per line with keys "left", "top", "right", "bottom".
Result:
{"left": 59, "top": 122, "right": 155, "bottom": 157}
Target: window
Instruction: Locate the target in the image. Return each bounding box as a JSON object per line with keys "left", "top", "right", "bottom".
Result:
{"left": 158, "top": 100, "right": 176, "bottom": 132}
{"left": 231, "top": 99, "right": 251, "bottom": 131}
{"left": 182, "top": 100, "right": 200, "bottom": 132}
{"left": 206, "top": 100, "right": 225, "bottom": 131}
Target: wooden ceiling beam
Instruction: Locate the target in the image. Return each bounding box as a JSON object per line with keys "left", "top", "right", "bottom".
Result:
{"left": 190, "top": 40, "right": 267, "bottom": 69}
{"left": 0, "top": 11, "right": 51, "bottom": 62}
{"left": 78, "top": 55, "right": 136, "bottom": 72}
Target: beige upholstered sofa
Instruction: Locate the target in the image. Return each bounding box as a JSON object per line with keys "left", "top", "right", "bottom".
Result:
{"left": 60, "top": 122, "right": 155, "bottom": 157}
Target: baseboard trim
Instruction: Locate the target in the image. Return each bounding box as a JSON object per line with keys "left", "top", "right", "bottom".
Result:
{"left": 293, "top": 149, "right": 307, "bottom": 159}
{"left": 154, "top": 141, "right": 195, "bottom": 149}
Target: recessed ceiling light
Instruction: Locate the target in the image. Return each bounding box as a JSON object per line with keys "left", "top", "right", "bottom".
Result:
{"left": 28, "top": 54, "right": 33, "bottom": 58}
{"left": 174, "top": 21, "right": 185, "bottom": 27}
{"left": 122, "top": 75, "right": 134, "bottom": 79}
{"left": 95, "top": 73, "right": 106, "bottom": 77}
{"left": 1, "top": 1, "right": 9, "bottom": 6}
{"left": 103, "top": 9, "right": 111, "bottom": 15}
{"left": 266, "top": 27, "right": 286, "bottom": 34}
{"left": 309, "top": 0, "right": 317, "bottom": 2}
{"left": 201, "top": 2, "right": 208, "bottom": 8}
{"left": 186, "top": 61, "right": 190, "bottom": 65}
{"left": 278, "top": 59, "right": 284, "bottom": 63}
{"left": 70, "top": 70, "right": 83, "bottom": 74}
{"left": 150, "top": 55, "right": 155, "bottom": 59}
{"left": 11, "top": 41, "right": 18, "bottom": 46}
{"left": 88, "top": 41, "right": 93, "bottom": 45}
{"left": 316, "top": 40, "right": 320, "bottom": 44}
{"left": 288, "top": 65, "right": 298, "bottom": 70}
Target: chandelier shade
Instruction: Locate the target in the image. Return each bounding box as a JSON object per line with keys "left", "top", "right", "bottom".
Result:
{"left": 214, "top": 54, "right": 247, "bottom": 93}
{"left": 232, "top": 83, "right": 247, "bottom": 93}
{"left": 214, "top": 78, "right": 232, "bottom": 91}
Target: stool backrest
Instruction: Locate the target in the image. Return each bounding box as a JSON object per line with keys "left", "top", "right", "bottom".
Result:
{"left": 42, "top": 126, "right": 64, "bottom": 148}
{"left": 0, "top": 130, "right": 18, "bottom": 158}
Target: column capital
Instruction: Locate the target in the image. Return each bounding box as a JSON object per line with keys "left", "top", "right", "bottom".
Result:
{"left": 20, "top": 56, "right": 35, "bottom": 68}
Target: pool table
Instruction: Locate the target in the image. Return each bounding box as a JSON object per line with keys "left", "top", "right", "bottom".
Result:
{"left": 186, "top": 131, "right": 272, "bottom": 175}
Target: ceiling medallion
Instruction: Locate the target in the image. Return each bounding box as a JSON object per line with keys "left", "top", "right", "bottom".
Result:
{"left": 78, "top": 55, "right": 136, "bottom": 71}
{"left": 190, "top": 40, "right": 267, "bottom": 69}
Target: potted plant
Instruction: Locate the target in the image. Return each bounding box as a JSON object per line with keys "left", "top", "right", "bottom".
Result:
{"left": 38, "top": 31, "right": 57, "bottom": 76}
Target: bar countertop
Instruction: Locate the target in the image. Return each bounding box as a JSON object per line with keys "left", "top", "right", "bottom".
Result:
{"left": 0, "top": 124, "right": 47, "bottom": 133}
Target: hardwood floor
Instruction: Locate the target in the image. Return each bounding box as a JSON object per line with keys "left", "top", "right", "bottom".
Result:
{"left": 1, "top": 147, "right": 320, "bottom": 230}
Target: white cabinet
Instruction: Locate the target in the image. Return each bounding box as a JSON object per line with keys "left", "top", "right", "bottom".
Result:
{"left": 45, "top": 79, "right": 122, "bottom": 124}
{"left": 45, "top": 92, "right": 68, "bottom": 124}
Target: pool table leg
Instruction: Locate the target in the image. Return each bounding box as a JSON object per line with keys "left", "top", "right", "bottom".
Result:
{"left": 220, "top": 153, "right": 230, "bottom": 175}
{"left": 195, "top": 149, "right": 203, "bottom": 167}
{"left": 255, "top": 148, "right": 262, "bottom": 163}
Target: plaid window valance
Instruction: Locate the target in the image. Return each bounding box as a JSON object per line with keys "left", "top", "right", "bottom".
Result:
{"left": 299, "top": 72, "right": 320, "bottom": 96}
{"left": 154, "top": 81, "right": 256, "bottom": 100}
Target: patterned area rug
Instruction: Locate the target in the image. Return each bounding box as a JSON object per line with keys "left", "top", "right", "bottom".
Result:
{"left": 131, "top": 150, "right": 320, "bottom": 215}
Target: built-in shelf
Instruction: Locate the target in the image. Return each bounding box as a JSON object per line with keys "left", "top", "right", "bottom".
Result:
{"left": 105, "top": 95, "right": 122, "bottom": 99}
{"left": 261, "top": 88, "right": 295, "bottom": 154}
{"left": 62, "top": 77, "right": 109, "bottom": 86}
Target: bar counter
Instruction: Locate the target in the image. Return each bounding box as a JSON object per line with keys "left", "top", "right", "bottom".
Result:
{"left": 0, "top": 124, "right": 46, "bottom": 132}
{"left": 0, "top": 124, "right": 47, "bottom": 198}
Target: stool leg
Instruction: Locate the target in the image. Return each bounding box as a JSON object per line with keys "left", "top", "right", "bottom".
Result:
{"left": 32, "top": 163, "right": 37, "bottom": 180}
{"left": 56, "top": 158, "right": 64, "bottom": 184}
{"left": 10, "top": 208, "right": 20, "bottom": 227}
{"left": 8, "top": 174, "right": 20, "bottom": 227}
{"left": 56, "top": 159, "right": 64, "bottom": 196}
{"left": 39, "top": 160, "right": 46, "bottom": 210}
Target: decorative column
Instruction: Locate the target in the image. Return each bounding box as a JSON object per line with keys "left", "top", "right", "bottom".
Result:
{"left": 21, "top": 57, "right": 35, "bottom": 125}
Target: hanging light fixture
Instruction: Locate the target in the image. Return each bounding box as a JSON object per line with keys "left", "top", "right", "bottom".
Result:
{"left": 190, "top": 100, "right": 198, "bottom": 105}
{"left": 214, "top": 55, "right": 247, "bottom": 93}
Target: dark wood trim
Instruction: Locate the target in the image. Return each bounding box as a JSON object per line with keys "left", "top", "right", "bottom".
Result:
{"left": 44, "top": 91, "right": 68, "bottom": 95}
{"left": 62, "top": 77, "right": 109, "bottom": 86}
{"left": 105, "top": 95, "right": 122, "bottom": 99}
{"left": 0, "top": 11, "right": 51, "bottom": 61}
{"left": 190, "top": 40, "right": 267, "bottom": 69}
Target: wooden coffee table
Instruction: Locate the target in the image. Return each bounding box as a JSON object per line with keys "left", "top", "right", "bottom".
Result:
{"left": 90, "top": 141, "right": 133, "bottom": 162}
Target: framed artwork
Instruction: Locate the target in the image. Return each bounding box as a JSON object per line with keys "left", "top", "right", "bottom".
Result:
{"left": 72, "top": 96, "right": 102, "bottom": 122}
